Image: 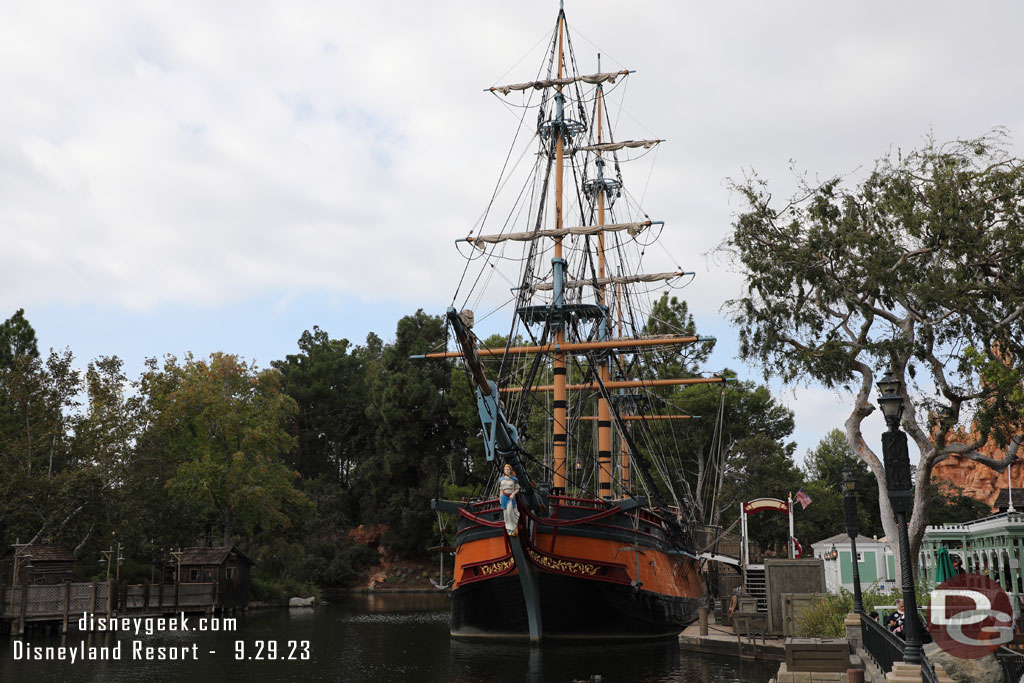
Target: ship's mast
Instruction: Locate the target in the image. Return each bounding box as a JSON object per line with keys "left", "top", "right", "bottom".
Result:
{"left": 551, "top": 9, "right": 568, "bottom": 494}
{"left": 617, "top": 281, "right": 631, "bottom": 495}
{"left": 595, "top": 55, "right": 613, "bottom": 500}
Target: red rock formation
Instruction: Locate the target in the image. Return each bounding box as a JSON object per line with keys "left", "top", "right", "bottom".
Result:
{"left": 348, "top": 523, "right": 387, "bottom": 546}
{"left": 930, "top": 439, "right": 1016, "bottom": 509}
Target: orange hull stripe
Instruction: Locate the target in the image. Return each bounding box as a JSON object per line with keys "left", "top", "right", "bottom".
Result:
{"left": 453, "top": 533, "right": 704, "bottom": 598}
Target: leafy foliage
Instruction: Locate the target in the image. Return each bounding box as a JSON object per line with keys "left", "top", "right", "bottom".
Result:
{"left": 641, "top": 294, "right": 714, "bottom": 377}
{"left": 929, "top": 480, "right": 991, "bottom": 526}
{"left": 143, "top": 353, "right": 310, "bottom": 546}
{"left": 796, "top": 583, "right": 932, "bottom": 638}
{"left": 271, "top": 327, "right": 379, "bottom": 482}
{"left": 800, "top": 429, "right": 882, "bottom": 540}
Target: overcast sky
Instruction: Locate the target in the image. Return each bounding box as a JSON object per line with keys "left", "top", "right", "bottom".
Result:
{"left": 3, "top": 1, "right": 1023, "bottom": 463}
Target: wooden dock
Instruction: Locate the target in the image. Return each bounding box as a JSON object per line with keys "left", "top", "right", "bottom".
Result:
{"left": 678, "top": 617, "right": 786, "bottom": 662}
{"left": 1, "top": 581, "right": 219, "bottom": 636}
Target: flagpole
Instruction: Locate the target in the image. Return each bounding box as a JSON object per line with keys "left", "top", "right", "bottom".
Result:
{"left": 1010, "top": 460, "right": 1016, "bottom": 513}
{"left": 740, "top": 501, "right": 748, "bottom": 580}
{"left": 788, "top": 493, "right": 795, "bottom": 559}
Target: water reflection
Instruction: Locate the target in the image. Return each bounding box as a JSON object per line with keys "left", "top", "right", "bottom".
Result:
{"left": 450, "top": 637, "right": 772, "bottom": 683}
{"left": 0, "top": 593, "right": 775, "bottom": 682}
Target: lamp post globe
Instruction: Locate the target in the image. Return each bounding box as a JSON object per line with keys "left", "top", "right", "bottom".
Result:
{"left": 876, "top": 371, "right": 904, "bottom": 430}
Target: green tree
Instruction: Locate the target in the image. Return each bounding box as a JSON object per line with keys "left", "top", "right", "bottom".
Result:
{"left": 272, "top": 326, "right": 378, "bottom": 483}
{"left": 648, "top": 376, "right": 795, "bottom": 526}
{"left": 66, "top": 356, "right": 142, "bottom": 561}
{"left": 803, "top": 428, "right": 881, "bottom": 538}
{"left": 0, "top": 308, "right": 39, "bottom": 368}
{"left": 723, "top": 132, "right": 1024, "bottom": 573}
{"left": 929, "top": 480, "right": 991, "bottom": 526}
{"left": 0, "top": 310, "right": 109, "bottom": 555}
{"left": 141, "top": 353, "right": 310, "bottom": 546}
{"left": 719, "top": 434, "right": 802, "bottom": 553}
{"left": 641, "top": 294, "right": 714, "bottom": 377}
{"left": 360, "top": 310, "right": 463, "bottom": 558}
{"left": 794, "top": 430, "right": 883, "bottom": 546}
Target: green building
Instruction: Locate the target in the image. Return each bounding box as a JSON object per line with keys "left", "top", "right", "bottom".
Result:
{"left": 919, "top": 508, "right": 1024, "bottom": 601}
{"left": 811, "top": 532, "right": 898, "bottom": 594}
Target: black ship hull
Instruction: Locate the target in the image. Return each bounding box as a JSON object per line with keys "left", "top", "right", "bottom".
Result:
{"left": 451, "top": 570, "right": 699, "bottom": 641}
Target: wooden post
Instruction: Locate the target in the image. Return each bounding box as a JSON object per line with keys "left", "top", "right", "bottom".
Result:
{"left": 90, "top": 581, "right": 98, "bottom": 620}
{"left": 61, "top": 582, "right": 71, "bottom": 634}
{"left": 158, "top": 582, "right": 164, "bottom": 611}
{"left": 143, "top": 582, "right": 151, "bottom": 612}
{"left": 17, "top": 576, "right": 29, "bottom": 636}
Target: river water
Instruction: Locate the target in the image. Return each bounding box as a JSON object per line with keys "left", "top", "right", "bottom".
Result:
{"left": 0, "top": 593, "right": 776, "bottom": 682}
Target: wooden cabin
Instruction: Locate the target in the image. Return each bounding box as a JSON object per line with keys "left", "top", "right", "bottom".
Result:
{"left": 1, "top": 544, "right": 76, "bottom": 587}
{"left": 178, "top": 546, "right": 253, "bottom": 608}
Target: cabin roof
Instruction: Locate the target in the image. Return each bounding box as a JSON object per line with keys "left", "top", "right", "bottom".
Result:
{"left": 810, "top": 532, "right": 881, "bottom": 548}
{"left": 2, "top": 544, "right": 75, "bottom": 563}
{"left": 179, "top": 546, "right": 252, "bottom": 566}
{"left": 993, "top": 488, "right": 1024, "bottom": 508}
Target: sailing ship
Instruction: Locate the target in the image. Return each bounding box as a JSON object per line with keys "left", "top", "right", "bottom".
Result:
{"left": 422, "top": 5, "right": 729, "bottom": 642}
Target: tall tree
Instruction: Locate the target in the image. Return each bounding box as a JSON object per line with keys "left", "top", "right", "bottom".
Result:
{"left": 724, "top": 132, "right": 1024, "bottom": 573}
{"left": 796, "top": 429, "right": 882, "bottom": 545}
{"left": 272, "top": 327, "right": 378, "bottom": 483}
{"left": 659, "top": 376, "right": 796, "bottom": 527}
{"left": 141, "top": 353, "right": 309, "bottom": 546}
{"left": 640, "top": 294, "right": 715, "bottom": 378}
{"left": 0, "top": 308, "right": 39, "bottom": 368}
{"left": 718, "top": 434, "right": 802, "bottom": 553}
{"left": 360, "top": 310, "right": 462, "bottom": 558}
{"left": 0, "top": 310, "right": 101, "bottom": 551}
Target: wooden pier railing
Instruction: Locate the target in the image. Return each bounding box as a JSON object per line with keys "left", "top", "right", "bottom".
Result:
{"left": 1, "top": 581, "right": 217, "bottom": 635}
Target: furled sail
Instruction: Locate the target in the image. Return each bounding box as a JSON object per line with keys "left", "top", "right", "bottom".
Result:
{"left": 466, "top": 220, "right": 653, "bottom": 248}
{"left": 573, "top": 139, "right": 663, "bottom": 153}
{"left": 488, "top": 70, "right": 630, "bottom": 96}
{"left": 529, "top": 270, "right": 691, "bottom": 292}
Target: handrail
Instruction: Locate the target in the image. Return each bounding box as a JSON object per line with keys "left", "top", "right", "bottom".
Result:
{"left": 861, "top": 614, "right": 905, "bottom": 674}
{"left": 862, "top": 613, "right": 941, "bottom": 681}
{"left": 996, "top": 646, "right": 1024, "bottom": 683}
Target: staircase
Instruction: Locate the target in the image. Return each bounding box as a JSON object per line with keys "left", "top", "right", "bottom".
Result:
{"left": 744, "top": 564, "right": 768, "bottom": 613}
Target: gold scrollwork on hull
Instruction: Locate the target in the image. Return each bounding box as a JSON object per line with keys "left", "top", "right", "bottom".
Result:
{"left": 527, "top": 549, "right": 599, "bottom": 576}
{"left": 478, "top": 558, "right": 514, "bottom": 575}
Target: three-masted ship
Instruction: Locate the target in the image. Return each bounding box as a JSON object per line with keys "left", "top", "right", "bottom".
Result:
{"left": 424, "top": 5, "right": 728, "bottom": 642}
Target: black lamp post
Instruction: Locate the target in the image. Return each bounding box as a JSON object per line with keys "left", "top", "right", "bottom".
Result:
{"left": 842, "top": 465, "right": 864, "bottom": 615}
{"left": 877, "top": 370, "right": 922, "bottom": 665}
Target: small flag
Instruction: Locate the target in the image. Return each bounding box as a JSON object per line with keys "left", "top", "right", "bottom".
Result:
{"left": 792, "top": 537, "right": 803, "bottom": 559}
{"left": 795, "top": 488, "right": 812, "bottom": 509}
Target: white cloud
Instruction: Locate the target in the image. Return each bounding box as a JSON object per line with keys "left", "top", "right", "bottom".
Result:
{"left": 3, "top": 1, "right": 1024, "bottom": 453}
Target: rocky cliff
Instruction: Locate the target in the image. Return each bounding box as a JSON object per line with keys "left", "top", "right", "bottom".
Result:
{"left": 930, "top": 438, "right": 1015, "bottom": 510}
